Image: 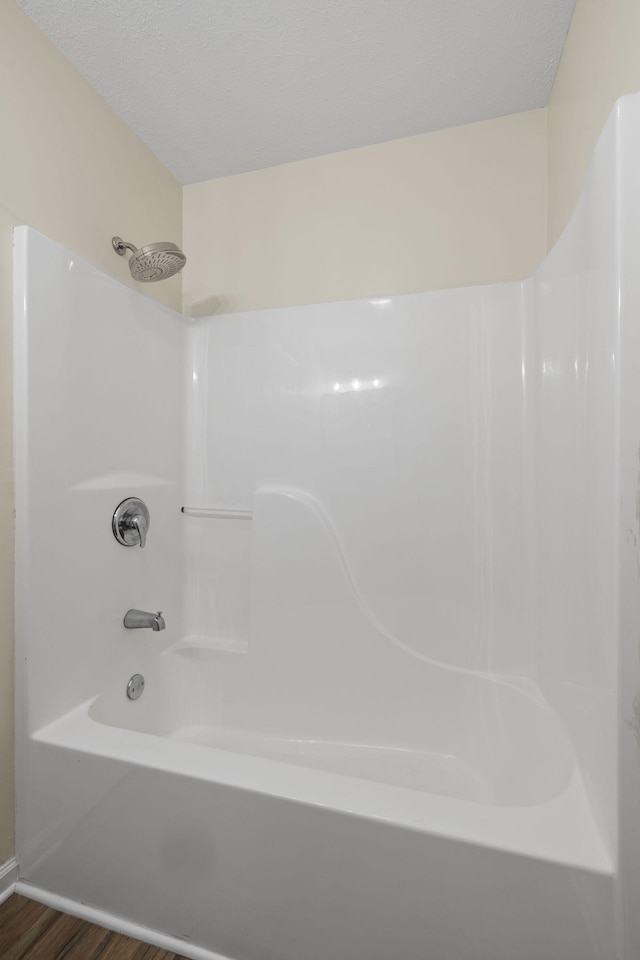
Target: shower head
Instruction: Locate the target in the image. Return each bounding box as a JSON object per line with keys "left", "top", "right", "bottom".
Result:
{"left": 112, "top": 236, "right": 187, "bottom": 282}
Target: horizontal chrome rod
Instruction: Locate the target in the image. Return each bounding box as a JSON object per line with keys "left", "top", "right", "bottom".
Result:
{"left": 181, "top": 506, "right": 253, "bottom": 520}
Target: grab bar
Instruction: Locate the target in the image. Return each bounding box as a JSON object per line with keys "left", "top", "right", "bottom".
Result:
{"left": 181, "top": 506, "right": 253, "bottom": 520}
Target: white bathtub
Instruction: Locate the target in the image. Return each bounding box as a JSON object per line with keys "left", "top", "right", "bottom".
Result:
{"left": 78, "top": 647, "right": 604, "bottom": 863}
{"left": 16, "top": 644, "right": 613, "bottom": 960}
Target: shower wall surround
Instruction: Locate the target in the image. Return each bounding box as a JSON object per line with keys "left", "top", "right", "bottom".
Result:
{"left": 185, "top": 282, "right": 534, "bottom": 675}
{"left": 13, "top": 95, "right": 640, "bottom": 959}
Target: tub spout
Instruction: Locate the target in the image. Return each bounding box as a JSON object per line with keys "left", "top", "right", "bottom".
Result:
{"left": 124, "top": 609, "right": 165, "bottom": 631}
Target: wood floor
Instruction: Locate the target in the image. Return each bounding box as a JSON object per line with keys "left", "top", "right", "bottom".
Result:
{"left": 0, "top": 895, "right": 189, "bottom": 960}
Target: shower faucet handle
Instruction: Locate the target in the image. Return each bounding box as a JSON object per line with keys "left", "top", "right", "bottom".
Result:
{"left": 112, "top": 498, "right": 151, "bottom": 549}
{"left": 131, "top": 514, "right": 147, "bottom": 549}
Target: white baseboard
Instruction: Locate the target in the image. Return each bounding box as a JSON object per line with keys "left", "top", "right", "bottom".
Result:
{"left": 15, "top": 881, "right": 232, "bottom": 960}
{"left": 0, "top": 857, "right": 18, "bottom": 905}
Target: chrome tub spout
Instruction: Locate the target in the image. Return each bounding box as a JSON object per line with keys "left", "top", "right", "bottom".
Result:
{"left": 123, "top": 609, "right": 165, "bottom": 631}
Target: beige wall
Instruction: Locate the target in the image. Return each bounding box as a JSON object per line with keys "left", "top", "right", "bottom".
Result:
{"left": 0, "top": 2, "right": 182, "bottom": 866}
{"left": 182, "top": 110, "right": 548, "bottom": 315}
{"left": 548, "top": 0, "right": 640, "bottom": 245}
{"left": 185, "top": 0, "right": 640, "bottom": 313}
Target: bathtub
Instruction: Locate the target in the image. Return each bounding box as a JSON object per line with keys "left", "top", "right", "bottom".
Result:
{"left": 83, "top": 646, "right": 603, "bottom": 860}
{"left": 16, "top": 644, "right": 614, "bottom": 960}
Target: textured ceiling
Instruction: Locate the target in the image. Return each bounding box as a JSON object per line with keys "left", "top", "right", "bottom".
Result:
{"left": 17, "top": 0, "right": 576, "bottom": 183}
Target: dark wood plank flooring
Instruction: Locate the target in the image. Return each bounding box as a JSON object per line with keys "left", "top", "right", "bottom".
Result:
{"left": 0, "top": 895, "right": 189, "bottom": 960}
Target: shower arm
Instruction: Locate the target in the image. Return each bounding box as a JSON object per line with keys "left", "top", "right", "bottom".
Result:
{"left": 112, "top": 237, "right": 139, "bottom": 257}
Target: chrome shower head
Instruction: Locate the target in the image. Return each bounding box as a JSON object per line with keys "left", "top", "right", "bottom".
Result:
{"left": 112, "top": 236, "right": 186, "bottom": 282}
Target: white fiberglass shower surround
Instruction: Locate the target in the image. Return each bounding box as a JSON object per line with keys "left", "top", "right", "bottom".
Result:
{"left": 13, "top": 95, "right": 640, "bottom": 960}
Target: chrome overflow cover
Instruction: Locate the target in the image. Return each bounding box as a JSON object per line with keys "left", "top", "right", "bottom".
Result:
{"left": 127, "top": 674, "right": 145, "bottom": 700}
{"left": 112, "top": 497, "right": 150, "bottom": 548}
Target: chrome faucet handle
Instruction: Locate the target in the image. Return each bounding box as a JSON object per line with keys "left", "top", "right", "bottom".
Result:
{"left": 131, "top": 514, "right": 147, "bottom": 549}
{"left": 113, "top": 498, "right": 150, "bottom": 548}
